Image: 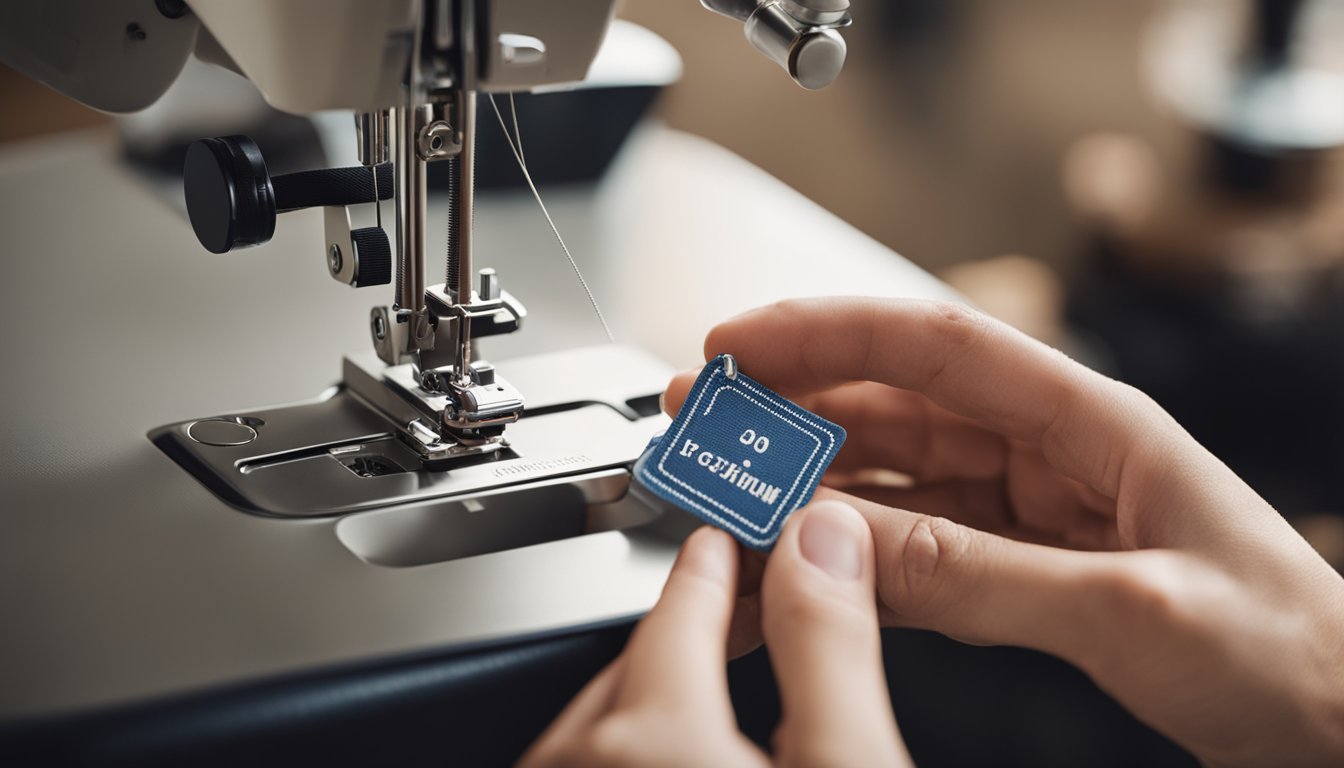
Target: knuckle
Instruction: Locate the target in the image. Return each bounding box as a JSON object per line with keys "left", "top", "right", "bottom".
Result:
{"left": 929, "top": 301, "right": 991, "bottom": 347}
{"left": 1092, "top": 552, "right": 1191, "bottom": 628}
{"left": 585, "top": 716, "right": 641, "bottom": 766}
{"left": 1079, "top": 552, "right": 1231, "bottom": 678}
{"left": 1101, "top": 378, "right": 1187, "bottom": 442}
{"left": 922, "top": 302, "right": 991, "bottom": 387}
{"left": 878, "top": 514, "right": 969, "bottom": 622}
{"left": 1056, "top": 374, "right": 1185, "bottom": 501}
{"left": 1093, "top": 379, "right": 1194, "bottom": 506}
{"left": 1109, "top": 380, "right": 1164, "bottom": 423}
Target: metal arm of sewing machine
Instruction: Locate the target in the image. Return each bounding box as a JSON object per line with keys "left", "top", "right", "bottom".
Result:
{"left": 175, "top": 0, "right": 854, "bottom": 475}
{"left": 701, "top": 0, "right": 852, "bottom": 90}
{"left": 180, "top": 102, "right": 529, "bottom": 466}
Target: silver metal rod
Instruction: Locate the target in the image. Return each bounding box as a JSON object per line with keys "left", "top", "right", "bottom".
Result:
{"left": 396, "top": 105, "right": 429, "bottom": 320}
{"left": 452, "top": 91, "right": 477, "bottom": 381}
{"left": 455, "top": 93, "right": 476, "bottom": 302}
{"left": 355, "top": 109, "right": 390, "bottom": 166}
{"left": 390, "top": 0, "right": 432, "bottom": 356}
{"left": 392, "top": 106, "right": 405, "bottom": 303}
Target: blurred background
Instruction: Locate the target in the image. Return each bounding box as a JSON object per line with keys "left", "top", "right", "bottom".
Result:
{"left": 3, "top": 0, "right": 1342, "bottom": 765}
{"left": 623, "top": 0, "right": 1344, "bottom": 556}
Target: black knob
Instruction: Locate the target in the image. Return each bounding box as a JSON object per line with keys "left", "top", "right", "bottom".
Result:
{"left": 183, "top": 134, "right": 396, "bottom": 254}
{"left": 184, "top": 135, "right": 276, "bottom": 254}
{"left": 350, "top": 227, "right": 392, "bottom": 287}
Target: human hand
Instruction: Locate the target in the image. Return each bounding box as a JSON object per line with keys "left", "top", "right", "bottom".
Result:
{"left": 520, "top": 503, "right": 912, "bottom": 768}
{"left": 663, "top": 298, "right": 1344, "bottom": 768}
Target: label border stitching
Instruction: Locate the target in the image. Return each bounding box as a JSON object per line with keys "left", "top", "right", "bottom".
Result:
{"left": 656, "top": 386, "right": 821, "bottom": 533}
{"left": 639, "top": 359, "right": 840, "bottom": 543}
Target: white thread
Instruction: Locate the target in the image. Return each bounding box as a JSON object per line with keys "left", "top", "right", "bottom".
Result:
{"left": 487, "top": 93, "right": 614, "bottom": 343}
{"left": 508, "top": 93, "right": 526, "bottom": 168}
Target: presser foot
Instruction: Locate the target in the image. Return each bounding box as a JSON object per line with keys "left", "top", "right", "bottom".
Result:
{"left": 348, "top": 354, "right": 527, "bottom": 469}
{"left": 148, "top": 345, "right": 675, "bottom": 536}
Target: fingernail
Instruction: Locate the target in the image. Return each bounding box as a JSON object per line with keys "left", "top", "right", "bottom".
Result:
{"left": 799, "top": 501, "right": 864, "bottom": 581}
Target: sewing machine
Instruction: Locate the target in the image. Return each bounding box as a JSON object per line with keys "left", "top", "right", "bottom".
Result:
{"left": 3, "top": 0, "right": 852, "bottom": 525}
{"left": 0, "top": 1, "right": 954, "bottom": 761}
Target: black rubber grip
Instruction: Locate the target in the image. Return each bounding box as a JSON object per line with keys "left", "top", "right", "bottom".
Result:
{"left": 183, "top": 135, "right": 276, "bottom": 254}
{"left": 351, "top": 227, "right": 392, "bottom": 287}
{"left": 272, "top": 164, "right": 394, "bottom": 213}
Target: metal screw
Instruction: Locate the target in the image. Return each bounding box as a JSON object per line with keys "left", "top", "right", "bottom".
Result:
{"left": 371, "top": 313, "right": 387, "bottom": 340}
{"left": 417, "top": 121, "right": 456, "bottom": 160}
{"left": 328, "top": 244, "right": 343, "bottom": 275}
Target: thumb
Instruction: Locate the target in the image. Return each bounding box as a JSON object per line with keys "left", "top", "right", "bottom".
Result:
{"left": 830, "top": 489, "right": 1132, "bottom": 666}
{"left": 761, "top": 500, "right": 911, "bottom": 768}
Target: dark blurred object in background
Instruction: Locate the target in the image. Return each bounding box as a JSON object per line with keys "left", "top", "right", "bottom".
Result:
{"left": 1063, "top": 0, "right": 1344, "bottom": 546}
{"left": 439, "top": 86, "right": 663, "bottom": 190}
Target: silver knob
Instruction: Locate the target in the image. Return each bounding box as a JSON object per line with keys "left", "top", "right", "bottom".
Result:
{"left": 744, "top": 2, "right": 848, "bottom": 90}
{"left": 789, "top": 27, "right": 847, "bottom": 90}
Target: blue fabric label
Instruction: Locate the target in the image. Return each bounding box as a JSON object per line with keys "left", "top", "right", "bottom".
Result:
{"left": 634, "top": 355, "right": 846, "bottom": 550}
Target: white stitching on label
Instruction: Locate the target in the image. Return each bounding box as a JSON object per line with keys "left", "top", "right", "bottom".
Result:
{"left": 657, "top": 388, "right": 821, "bottom": 532}
{"left": 641, "top": 360, "right": 839, "bottom": 540}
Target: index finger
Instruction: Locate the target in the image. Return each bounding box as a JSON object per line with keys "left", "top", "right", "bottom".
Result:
{"left": 616, "top": 526, "right": 739, "bottom": 712}
{"left": 672, "top": 298, "right": 1187, "bottom": 506}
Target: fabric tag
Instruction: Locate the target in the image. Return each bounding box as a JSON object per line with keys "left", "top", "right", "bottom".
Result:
{"left": 634, "top": 354, "right": 846, "bottom": 550}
